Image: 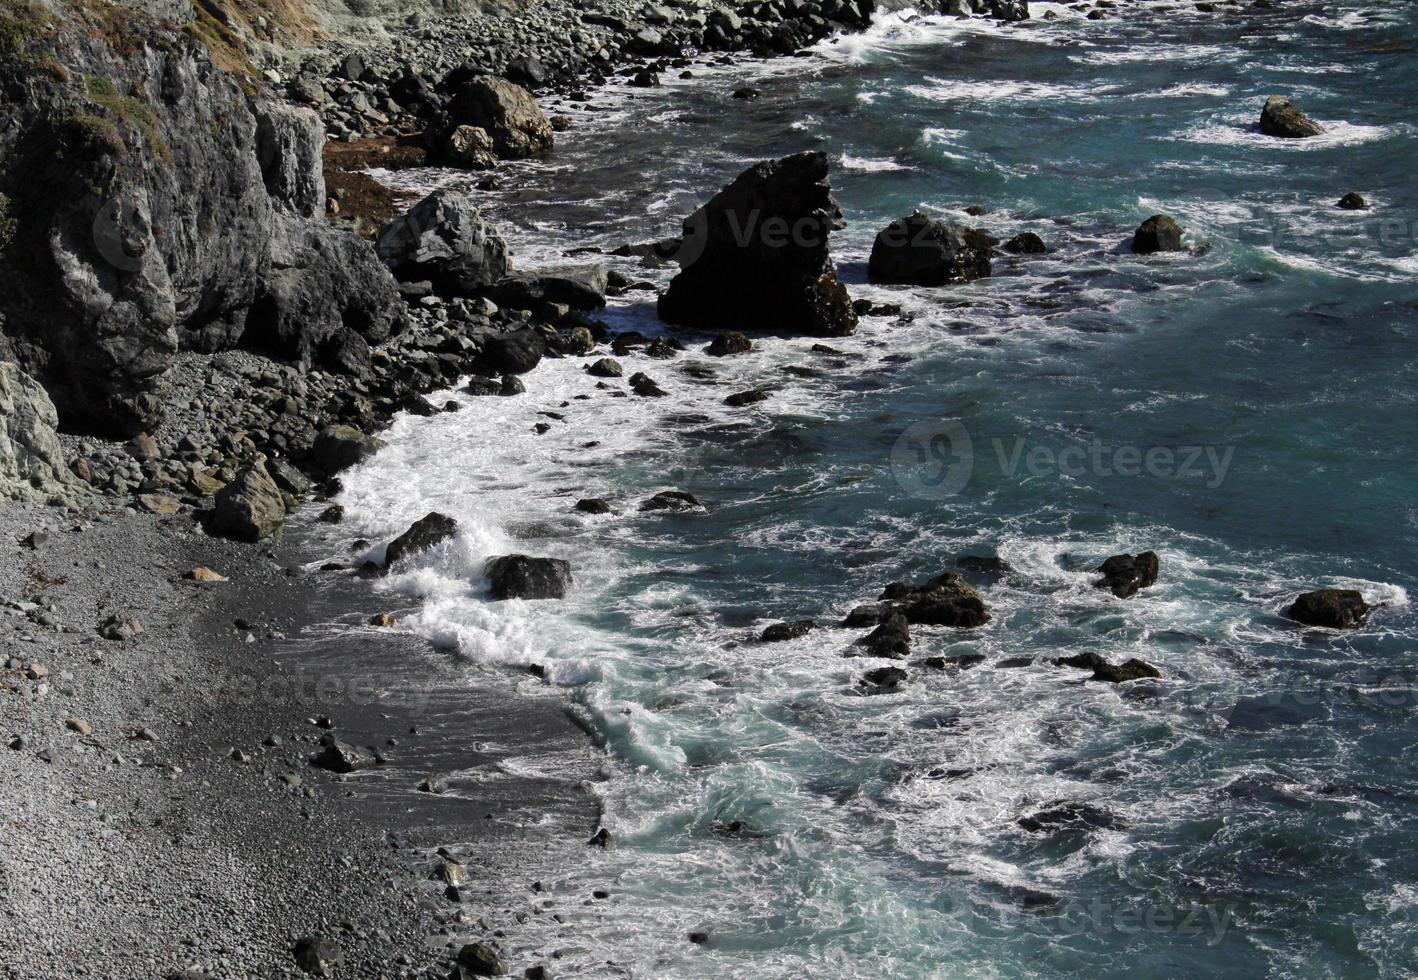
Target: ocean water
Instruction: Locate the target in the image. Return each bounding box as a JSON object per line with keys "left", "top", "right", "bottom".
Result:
{"left": 331, "top": 1, "right": 1418, "bottom": 975}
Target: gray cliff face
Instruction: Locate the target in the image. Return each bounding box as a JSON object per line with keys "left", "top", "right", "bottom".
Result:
{"left": 0, "top": 362, "right": 83, "bottom": 503}
{"left": 0, "top": 2, "right": 403, "bottom": 438}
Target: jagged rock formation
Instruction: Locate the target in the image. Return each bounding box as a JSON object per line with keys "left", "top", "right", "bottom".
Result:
{"left": 0, "top": 361, "right": 83, "bottom": 503}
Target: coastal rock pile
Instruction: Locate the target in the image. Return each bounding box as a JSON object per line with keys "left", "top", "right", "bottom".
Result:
{"left": 658, "top": 152, "right": 857, "bottom": 338}
{"left": 375, "top": 190, "right": 509, "bottom": 294}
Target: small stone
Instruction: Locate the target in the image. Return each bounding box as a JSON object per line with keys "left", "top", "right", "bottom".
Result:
{"left": 418, "top": 776, "right": 446, "bottom": 794}
{"left": 368, "top": 613, "right": 397, "bottom": 627}
{"left": 184, "top": 567, "right": 229, "bottom": 583}
{"left": 65, "top": 718, "right": 92, "bottom": 737}
{"left": 26, "top": 664, "right": 48, "bottom": 680}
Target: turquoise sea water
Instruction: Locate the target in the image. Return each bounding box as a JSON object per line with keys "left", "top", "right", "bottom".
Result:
{"left": 335, "top": 2, "right": 1418, "bottom": 974}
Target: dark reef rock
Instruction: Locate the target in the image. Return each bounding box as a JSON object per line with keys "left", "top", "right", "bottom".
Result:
{"left": 853, "top": 611, "right": 911, "bottom": 659}
{"left": 761, "top": 620, "right": 816, "bottom": 643}
{"left": 640, "top": 490, "right": 703, "bottom": 512}
{"left": 485, "top": 266, "right": 608, "bottom": 311}
{"left": 867, "top": 212, "right": 993, "bottom": 286}
{"left": 1003, "top": 232, "right": 1048, "bottom": 255}
{"left": 1287, "top": 589, "right": 1370, "bottom": 629}
{"left": 658, "top": 151, "right": 857, "bottom": 338}
{"left": 475, "top": 329, "right": 545, "bottom": 376}
{"left": 384, "top": 512, "right": 459, "bottom": 570}
{"left": 1336, "top": 192, "right": 1369, "bottom": 211}
{"left": 485, "top": 554, "right": 573, "bottom": 600}
{"left": 1259, "top": 95, "right": 1323, "bottom": 138}
{"left": 1133, "top": 215, "right": 1184, "bottom": 254}
{"left": 881, "top": 572, "right": 991, "bottom": 628}
{"left": 1093, "top": 551, "right": 1159, "bottom": 598}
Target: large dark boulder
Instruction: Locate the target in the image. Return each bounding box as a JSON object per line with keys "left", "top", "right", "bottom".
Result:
{"left": 375, "top": 191, "right": 509, "bottom": 296}
{"left": 658, "top": 152, "right": 857, "bottom": 338}
{"left": 1287, "top": 589, "right": 1370, "bottom": 629}
{"left": 1133, "top": 216, "right": 1183, "bottom": 254}
{"left": 485, "top": 555, "right": 572, "bottom": 600}
{"left": 474, "top": 329, "right": 545, "bottom": 376}
{"left": 761, "top": 620, "right": 816, "bottom": 643}
{"left": 1093, "top": 552, "right": 1159, "bottom": 598}
{"left": 440, "top": 76, "right": 554, "bottom": 160}
{"left": 309, "top": 425, "right": 386, "bottom": 475}
{"left": 881, "top": 572, "right": 991, "bottom": 628}
{"left": 0, "top": 8, "right": 403, "bottom": 436}
{"left": 384, "top": 512, "right": 459, "bottom": 570}
{"left": 1259, "top": 95, "right": 1323, "bottom": 139}
{"left": 867, "top": 213, "right": 992, "bottom": 286}
{"left": 485, "top": 266, "right": 608, "bottom": 311}
{"left": 853, "top": 611, "right": 911, "bottom": 659}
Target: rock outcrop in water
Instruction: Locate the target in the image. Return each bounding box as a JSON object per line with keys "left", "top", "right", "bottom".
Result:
{"left": 658, "top": 152, "right": 858, "bottom": 338}
{"left": 384, "top": 512, "right": 459, "bottom": 570}
{"left": 1259, "top": 95, "right": 1324, "bottom": 139}
{"left": 1132, "top": 215, "right": 1184, "bottom": 255}
{"left": 868, "top": 213, "right": 993, "bottom": 286}
{"left": 375, "top": 190, "right": 509, "bottom": 295}
{"left": 881, "top": 572, "right": 991, "bottom": 628}
{"left": 0, "top": 2, "right": 404, "bottom": 436}
{"left": 1093, "top": 552, "right": 1159, "bottom": 598}
{"left": 1287, "top": 589, "right": 1370, "bottom": 629}
{"left": 486, "top": 555, "right": 573, "bottom": 600}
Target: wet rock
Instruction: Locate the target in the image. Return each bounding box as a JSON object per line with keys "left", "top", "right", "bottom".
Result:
{"left": 629, "top": 373, "right": 668, "bottom": 397}
{"left": 418, "top": 776, "right": 446, "bottom": 794}
{"left": 445, "top": 124, "right": 498, "bottom": 169}
{"left": 760, "top": 620, "right": 816, "bottom": 643}
{"left": 853, "top": 611, "right": 911, "bottom": 659}
{"left": 868, "top": 212, "right": 993, "bottom": 285}
{"left": 1337, "top": 192, "right": 1369, "bottom": 210}
{"left": 1287, "top": 589, "right": 1370, "bottom": 629}
{"left": 310, "top": 425, "right": 386, "bottom": 475}
{"left": 209, "top": 461, "right": 285, "bottom": 542}
{"left": 658, "top": 152, "right": 857, "bottom": 338}
{"left": 586, "top": 358, "right": 623, "bottom": 378}
{"left": 384, "top": 512, "right": 459, "bottom": 570}
{"left": 1093, "top": 658, "right": 1162, "bottom": 683}
{"left": 499, "top": 375, "right": 526, "bottom": 396}
{"left": 375, "top": 190, "right": 508, "bottom": 296}
{"left": 310, "top": 740, "right": 378, "bottom": 773}
{"left": 318, "top": 505, "right": 344, "bottom": 524}
{"left": 485, "top": 555, "right": 573, "bottom": 600}
{"left": 725, "top": 389, "right": 771, "bottom": 407}
{"left": 486, "top": 266, "right": 608, "bottom": 311}
{"left": 1017, "top": 801, "right": 1122, "bottom": 834}
{"left": 841, "top": 603, "right": 886, "bottom": 628}
{"left": 442, "top": 76, "right": 554, "bottom": 160}
{"left": 457, "top": 941, "right": 508, "bottom": 976}
{"left": 884, "top": 572, "right": 991, "bottom": 628}
{"left": 640, "top": 490, "right": 703, "bottom": 512}
{"left": 1133, "top": 215, "right": 1183, "bottom": 254}
{"left": 1054, "top": 651, "right": 1109, "bottom": 672}
{"left": 465, "top": 377, "right": 502, "bottom": 396}
{"left": 1003, "top": 232, "right": 1048, "bottom": 254}
{"left": 475, "top": 329, "right": 545, "bottom": 376}
{"left": 920, "top": 653, "right": 984, "bottom": 670}
{"left": 566, "top": 326, "right": 596, "bottom": 354}
{"left": 575, "top": 498, "right": 612, "bottom": 514}
{"left": 954, "top": 555, "right": 1013, "bottom": 584}
{"left": 707, "top": 331, "right": 753, "bottom": 356}
{"left": 1093, "top": 551, "right": 1159, "bottom": 598}
{"left": 1259, "top": 95, "right": 1323, "bottom": 138}
{"left": 861, "top": 666, "right": 908, "bottom": 689}
{"left": 293, "top": 936, "right": 344, "bottom": 976}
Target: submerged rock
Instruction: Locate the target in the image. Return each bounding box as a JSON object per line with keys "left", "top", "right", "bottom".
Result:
{"left": 640, "top": 490, "right": 703, "bottom": 512}
{"left": 760, "top": 620, "right": 816, "bottom": 643}
{"left": 861, "top": 666, "right": 908, "bottom": 690}
{"left": 384, "top": 513, "right": 459, "bottom": 570}
{"left": 1132, "top": 215, "right": 1184, "bottom": 254}
{"left": 658, "top": 151, "right": 857, "bottom": 338}
{"left": 1054, "top": 650, "right": 1161, "bottom": 682}
{"left": 485, "top": 555, "right": 573, "bottom": 599}
{"left": 867, "top": 212, "right": 993, "bottom": 286}
{"left": 1287, "top": 589, "right": 1370, "bottom": 629}
{"left": 1337, "top": 192, "right": 1369, "bottom": 210}
{"left": 1259, "top": 95, "right": 1324, "bottom": 138}
{"left": 1017, "top": 801, "right": 1122, "bottom": 834}
{"left": 375, "top": 190, "right": 508, "bottom": 295}
{"left": 1093, "top": 551, "right": 1160, "bottom": 598}
{"left": 1003, "top": 232, "right": 1048, "bottom": 254}
{"left": 575, "top": 498, "right": 612, "bottom": 514}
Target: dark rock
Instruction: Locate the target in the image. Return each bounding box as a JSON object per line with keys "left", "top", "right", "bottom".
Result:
{"left": 310, "top": 425, "right": 386, "bottom": 475}
{"left": 862, "top": 666, "right": 908, "bottom": 689}
{"left": 586, "top": 358, "right": 623, "bottom": 378}
{"left": 1093, "top": 658, "right": 1162, "bottom": 683}
{"left": 707, "top": 331, "right": 753, "bottom": 356}
{"left": 465, "top": 377, "right": 502, "bottom": 396}
{"left": 293, "top": 936, "right": 344, "bottom": 976}
{"left": 1132, "top": 215, "right": 1183, "bottom": 254}
{"left": 1337, "top": 192, "right": 1369, "bottom": 210}
{"left": 658, "top": 152, "right": 857, "bottom": 338}
{"left": 629, "top": 373, "right": 668, "bottom": 397}
{"left": 1054, "top": 651, "right": 1109, "bottom": 671}
{"left": 954, "top": 555, "right": 1012, "bottom": 584}
{"left": 1093, "top": 551, "right": 1159, "bottom": 598}
{"left": 1018, "top": 802, "right": 1121, "bottom": 834}
{"left": 1259, "top": 95, "right": 1323, "bottom": 138}
{"left": 476, "top": 329, "right": 545, "bottom": 376}
{"left": 485, "top": 555, "right": 573, "bottom": 600}
{"left": 868, "top": 212, "right": 993, "bottom": 286}
{"left": 841, "top": 603, "right": 885, "bottom": 628}
{"left": 442, "top": 76, "right": 554, "bottom": 159}
{"left": 854, "top": 611, "right": 911, "bottom": 659}
{"left": 384, "top": 513, "right": 459, "bottom": 570}
{"left": 888, "top": 572, "right": 991, "bottom": 628}
{"left": 485, "top": 266, "right": 608, "bottom": 311}
{"left": 318, "top": 505, "right": 344, "bottom": 524}
{"left": 310, "top": 740, "right": 377, "bottom": 773}
{"left": 375, "top": 191, "right": 508, "bottom": 296}
{"left": 499, "top": 375, "right": 526, "bottom": 397}
{"left": 265, "top": 458, "right": 311, "bottom": 496}
{"left": 725, "top": 389, "right": 771, "bottom": 407}
{"left": 760, "top": 620, "right": 816, "bottom": 643}
{"left": 209, "top": 462, "right": 284, "bottom": 542}
{"left": 456, "top": 942, "right": 508, "bottom": 976}
{"left": 1287, "top": 589, "right": 1370, "bottom": 629}
{"left": 920, "top": 654, "right": 984, "bottom": 670}
{"left": 575, "top": 498, "right": 612, "bottom": 514}
{"left": 640, "top": 490, "right": 703, "bottom": 512}
{"left": 1003, "top": 232, "right": 1048, "bottom": 254}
